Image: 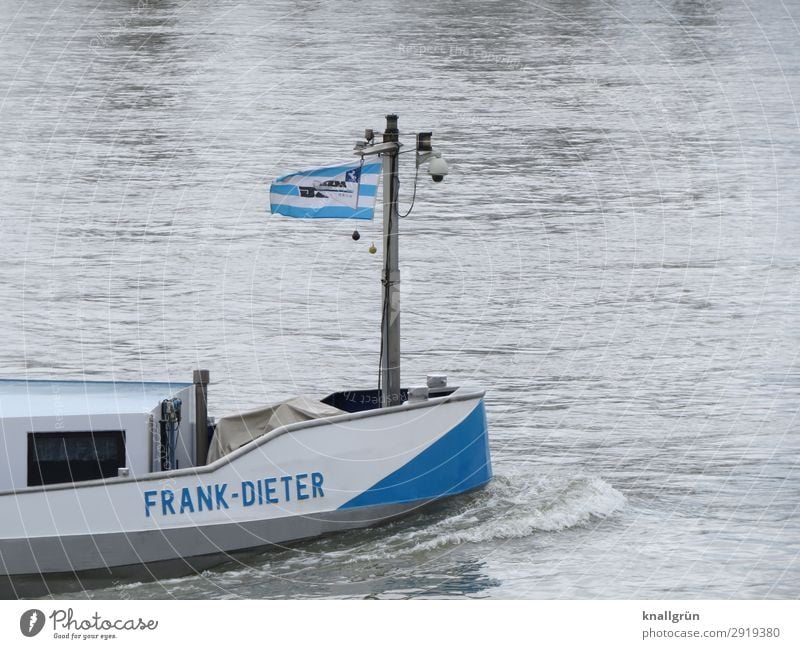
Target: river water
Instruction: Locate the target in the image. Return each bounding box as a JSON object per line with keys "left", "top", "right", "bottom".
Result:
{"left": 1, "top": 0, "right": 798, "bottom": 599}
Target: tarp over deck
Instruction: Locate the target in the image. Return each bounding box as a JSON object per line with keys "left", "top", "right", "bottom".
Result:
{"left": 207, "top": 396, "right": 344, "bottom": 463}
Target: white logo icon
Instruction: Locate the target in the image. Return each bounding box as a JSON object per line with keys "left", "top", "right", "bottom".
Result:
{"left": 20, "top": 609, "right": 45, "bottom": 637}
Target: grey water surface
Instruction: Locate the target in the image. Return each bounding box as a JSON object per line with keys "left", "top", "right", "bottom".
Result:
{"left": 1, "top": 0, "right": 798, "bottom": 598}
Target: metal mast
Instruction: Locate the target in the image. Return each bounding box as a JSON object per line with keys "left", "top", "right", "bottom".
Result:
{"left": 358, "top": 115, "right": 445, "bottom": 407}
{"left": 380, "top": 114, "right": 401, "bottom": 407}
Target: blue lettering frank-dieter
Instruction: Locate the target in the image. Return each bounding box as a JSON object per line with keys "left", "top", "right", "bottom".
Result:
{"left": 144, "top": 472, "right": 325, "bottom": 517}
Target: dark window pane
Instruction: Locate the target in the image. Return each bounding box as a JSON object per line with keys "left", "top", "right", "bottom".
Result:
{"left": 27, "top": 431, "right": 126, "bottom": 486}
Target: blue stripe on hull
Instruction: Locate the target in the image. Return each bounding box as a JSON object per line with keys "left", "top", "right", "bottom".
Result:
{"left": 339, "top": 401, "right": 492, "bottom": 509}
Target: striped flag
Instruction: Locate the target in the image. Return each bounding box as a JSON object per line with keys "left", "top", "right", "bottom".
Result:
{"left": 269, "top": 161, "right": 381, "bottom": 219}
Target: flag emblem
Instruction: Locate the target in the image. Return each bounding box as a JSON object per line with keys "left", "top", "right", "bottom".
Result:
{"left": 270, "top": 161, "right": 381, "bottom": 220}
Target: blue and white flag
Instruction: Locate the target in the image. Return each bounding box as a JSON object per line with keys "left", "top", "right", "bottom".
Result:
{"left": 270, "top": 161, "right": 382, "bottom": 220}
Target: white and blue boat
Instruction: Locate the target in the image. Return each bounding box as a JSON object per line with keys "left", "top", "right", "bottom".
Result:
{"left": 0, "top": 115, "right": 492, "bottom": 597}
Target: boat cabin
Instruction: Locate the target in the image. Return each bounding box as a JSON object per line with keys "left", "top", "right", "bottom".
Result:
{"left": 0, "top": 379, "right": 197, "bottom": 492}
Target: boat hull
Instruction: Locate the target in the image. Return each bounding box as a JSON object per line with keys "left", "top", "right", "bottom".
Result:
{"left": 0, "top": 388, "right": 491, "bottom": 594}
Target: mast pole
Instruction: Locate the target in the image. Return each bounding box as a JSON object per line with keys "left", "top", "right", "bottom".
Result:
{"left": 193, "top": 368, "right": 209, "bottom": 465}
{"left": 381, "top": 114, "right": 401, "bottom": 407}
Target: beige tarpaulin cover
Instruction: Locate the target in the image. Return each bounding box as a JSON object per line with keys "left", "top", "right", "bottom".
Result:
{"left": 206, "top": 396, "right": 344, "bottom": 463}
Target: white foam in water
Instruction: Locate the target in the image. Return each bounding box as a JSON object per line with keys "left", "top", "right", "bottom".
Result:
{"left": 328, "top": 472, "right": 627, "bottom": 563}
{"left": 412, "top": 474, "right": 626, "bottom": 552}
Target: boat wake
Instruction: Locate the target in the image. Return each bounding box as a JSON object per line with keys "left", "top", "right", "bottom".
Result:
{"left": 284, "top": 470, "right": 628, "bottom": 567}
{"left": 409, "top": 472, "right": 627, "bottom": 551}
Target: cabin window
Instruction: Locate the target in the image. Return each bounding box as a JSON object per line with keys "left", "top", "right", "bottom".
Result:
{"left": 27, "top": 430, "right": 126, "bottom": 487}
